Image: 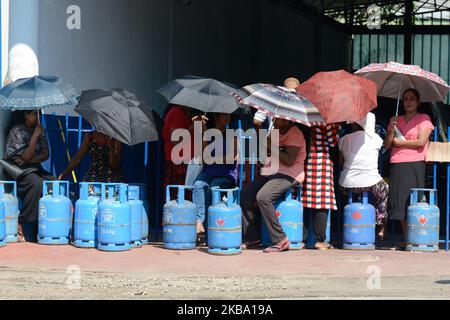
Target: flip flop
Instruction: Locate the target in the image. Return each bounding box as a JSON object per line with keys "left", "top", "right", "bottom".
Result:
{"left": 263, "top": 240, "right": 291, "bottom": 253}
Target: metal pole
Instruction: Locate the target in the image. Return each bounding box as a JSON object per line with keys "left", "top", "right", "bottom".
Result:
{"left": 447, "top": 126, "right": 450, "bottom": 251}
{"left": 403, "top": 0, "right": 413, "bottom": 64}
{"left": 434, "top": 127, "right": 438, "bottom": 190}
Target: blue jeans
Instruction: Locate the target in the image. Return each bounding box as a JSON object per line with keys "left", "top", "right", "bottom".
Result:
{"left": 193, "top": 172, "right": 235, "bottom": 223}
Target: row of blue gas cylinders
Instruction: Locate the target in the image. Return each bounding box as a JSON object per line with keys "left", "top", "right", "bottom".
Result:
{"left": 0, "top": 181, "right": 149, "bottom": 252}
{"left": 0, "top": 181, "right": 441, "bottom": 252}
{"left": 162, "top": 185, "right": 441, "bottom": 253}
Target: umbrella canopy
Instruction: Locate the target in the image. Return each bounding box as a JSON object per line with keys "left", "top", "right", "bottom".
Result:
{"left": 75, "top": 89, "right": 159, "bottom": 146}
{"left": 0, "top": 75, "right": 80, "bottom": 110}
{"left": 355, "top": 61, "right": 450, "bottom": 103}
{"left": 157, "top": 75, "right": 245, "bottom": 114}
{"left": 296, "top": 70, "right": 378, "bottom": 124}
{"left": 234, "top": 83, "right": 325, "bottom": 127}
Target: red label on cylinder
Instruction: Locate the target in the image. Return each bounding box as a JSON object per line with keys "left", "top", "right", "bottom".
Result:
{"left": 352, "top": 211, "right": 362, "bottom": 220}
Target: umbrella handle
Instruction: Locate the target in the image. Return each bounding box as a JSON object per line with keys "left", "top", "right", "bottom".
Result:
{"left": 395, "top": 76, "right": 405, "bottom": 116}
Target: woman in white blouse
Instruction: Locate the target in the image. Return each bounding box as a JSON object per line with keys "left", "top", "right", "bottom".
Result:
{"left": 339, "top": 113, "right": 389, "bottom": 240}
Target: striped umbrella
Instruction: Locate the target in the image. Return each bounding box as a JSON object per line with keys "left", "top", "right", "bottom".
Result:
{"left": 355, "top": 61, "right": 450, "bottom": 115}
{"left": 233, "top": 83, "right": 325, "bottom": 127}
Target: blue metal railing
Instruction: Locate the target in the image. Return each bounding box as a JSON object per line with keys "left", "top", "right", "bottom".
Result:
{"left": 41, "top": 113, "right": 163, "bottom": 241}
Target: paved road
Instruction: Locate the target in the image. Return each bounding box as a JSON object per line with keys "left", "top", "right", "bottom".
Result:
{"left": 1, "top": 243, "right": 449, "bottom": 299}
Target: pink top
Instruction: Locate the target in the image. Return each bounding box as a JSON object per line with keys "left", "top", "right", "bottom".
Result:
{"left": 388, "top": 113, "right": 434, "bottom": 164}
{"left": 261, "top": 126, "right": 307, "bottom": 183}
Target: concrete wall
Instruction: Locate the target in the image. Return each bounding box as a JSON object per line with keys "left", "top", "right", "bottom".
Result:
{"left": 35, "top": 0, "right": 350, "bottom": 114}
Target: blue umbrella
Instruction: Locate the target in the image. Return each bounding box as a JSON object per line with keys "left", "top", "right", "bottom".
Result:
{"left": 0, "top": 75, "right": 80, "bottom": 110}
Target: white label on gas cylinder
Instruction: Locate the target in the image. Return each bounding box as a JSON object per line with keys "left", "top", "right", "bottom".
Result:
{"left": 39, "top": 206, "right": 47, "bottom": 218}
{"left": 419, "top": 230, "right": 428, "bottom": 236}
{"left": 163, "top": 212, "right": 173, "bottom": 225}
{"left": 351, "top": 228, "right": 359, "bottom": 234}
{"left": 101, "top": 208, "right": 115, "bottom": 223}
{"left": 101, "top": 229, "right": 116, "bottom": 236}
{"left": 92, "top": 208, "right": 98, "bottom": 219}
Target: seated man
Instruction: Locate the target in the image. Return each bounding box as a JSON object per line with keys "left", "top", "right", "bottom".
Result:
{"left": 241, "top": 117, "right": 306, "bottom": 253}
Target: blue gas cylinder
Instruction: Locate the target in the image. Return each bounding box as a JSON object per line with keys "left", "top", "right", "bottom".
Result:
{"left": 0, "top": 182, "right": 20, "bottom": 243}
{"left": 343, "top": 192, "right": 376, "bottom": 250}
{"left": 128, "top": 185, "right": 144, "bottom": 248}
{"left": 208, "top": 187, "right": 242, "bottom": 255}
{"left": 134, "top": 184, "right": 149, "bottom": 245}
{"left": 38, "top": 181, "right": 72, "bottom": 245}
{"left": 163, "top": 185, "right": 196, "bottom": 250}
{"left": 74, "top": 183, "right": 102, "bottom": 248}
{"left": 0, "top": 201, "right": 6, "bottom": 247}
{"left": 97, "top": 184, "right": 131, "bottom": 252}
{"left": 261, "top": 188, "right": 304, "bottom": 250}
{"left": 406, "top": 189, "right": 440, "bottom": 252}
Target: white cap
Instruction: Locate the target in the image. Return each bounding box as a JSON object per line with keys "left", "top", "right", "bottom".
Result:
{"left": 7, "top": 44, "right": 39, "bottom": 82}
{"left": 355, "top": 112, "right": 376, "bottom": 138}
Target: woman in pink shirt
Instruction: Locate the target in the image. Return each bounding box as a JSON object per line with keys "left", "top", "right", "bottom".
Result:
{"left": 241, "top": 118, "right": 307, "bottom": 253}
{"left": 384, "top": 88, "right": 434, "bottom": 248}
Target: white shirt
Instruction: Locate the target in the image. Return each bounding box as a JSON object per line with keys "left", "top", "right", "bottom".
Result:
{"left": 254, "top": 110, "right": 273, "bottom": 129}
{"left": 338, "top": 131, "right": 383, "bottom": 188}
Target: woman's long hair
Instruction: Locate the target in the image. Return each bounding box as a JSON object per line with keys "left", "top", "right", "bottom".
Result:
{"left": 5, "top": 111, "right": 27, "bottom": 137}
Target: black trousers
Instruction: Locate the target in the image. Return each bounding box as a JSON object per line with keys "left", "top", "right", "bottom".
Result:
{"left": 17, "top": 170, "right": 56, "bottom": 224}
{"left": 241, "top": 173, "right": 298, "bottom": 244}
{"left": 304, "top": 209, "right": 329, "bottom": 243}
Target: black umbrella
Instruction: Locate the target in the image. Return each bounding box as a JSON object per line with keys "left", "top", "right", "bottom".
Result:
{"left": 75, "top": 89, "right": 159, "bottom": 146}
{"left": 157, "top": 75, "right": 247, "bottom": 114}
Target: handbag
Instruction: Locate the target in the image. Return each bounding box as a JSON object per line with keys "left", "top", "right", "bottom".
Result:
{"left": 184, "top": 157, "right": 203, "bottom": 186}
{"left": 0, "top": 158, "right": 40, "bottom": 180}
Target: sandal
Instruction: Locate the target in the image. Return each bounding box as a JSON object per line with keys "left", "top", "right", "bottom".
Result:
{"left": 18, "top": 224, "right": 26, "bottom": 243}
{"left": 263, "top": 240, "right": 291, "bottom": 253}
{"left": 196, "top": 233, "right": 207, "bottom": 247}
{"left": 241, "top": 241, "right": 261, "bottom": 250}
{"left": 314, "top": 242, "right": 334, "bottom": 250}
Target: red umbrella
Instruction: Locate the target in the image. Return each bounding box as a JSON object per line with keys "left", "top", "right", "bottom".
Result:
{"left": 296, "top": 70, "right": 378, "bottom": 124}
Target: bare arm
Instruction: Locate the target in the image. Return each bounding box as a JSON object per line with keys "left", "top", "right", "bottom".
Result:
{"left": 109, "top": 139, "right": 123, "bottom": 169}
{"left": 393, "top": 128, "right": 433, "bottom": 150}
{"left": 384, "top": 117, "right": 397, "bottom": 150}
{"left": 59, "top": 134, "right": 90, "bottom": 179}
{"left": 20, "top": 126, "right": 42, "bottom": 163}
{"left": 29, "top": 149, "right": 49, "bottom": 164}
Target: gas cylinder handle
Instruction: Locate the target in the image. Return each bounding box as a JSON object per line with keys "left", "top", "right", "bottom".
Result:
{"left": 285, "top": 189, "right": 292, "bottom": 201}
{"left": 296, "top": 185, "right": 302, "bottom": 202}
{"left": 362, "top": 192, "right": 369, "bottom": 205}
{"left": 128, "top": 185, "right": 141, "bottom": 201}
{"left": 347, "top": 191, "right": 369, "bottom": 204}
{"left": 43, "top": 181, "right": 61, "bottom": 197}
{"left": 211, "top": 187, "right": 240, "bottom": 207}
{"left": 101, "top": 183, "right": 127, "bottom": 202}
{"left": 166, "top": 185, "right": 194, "bottom": 205}
{"left": 59, "top": 181, "right": 70, "bottom": 198}
{"left": 410, "top": 188, "right": 437, "bottom": 206}
{"left": 0, "top": 181, "right": 17, "bottom": 197}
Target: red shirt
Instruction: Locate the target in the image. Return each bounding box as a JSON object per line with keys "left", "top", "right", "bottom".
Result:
{"left": 162, "top": 105, "right": 194, "bottom": 162}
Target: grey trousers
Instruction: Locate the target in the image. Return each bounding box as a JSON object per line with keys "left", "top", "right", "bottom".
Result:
{"left": 241, "top": 173, "right": 298, "bottom": 244}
